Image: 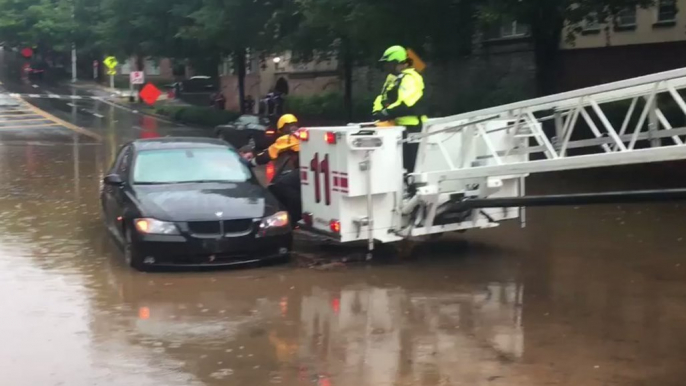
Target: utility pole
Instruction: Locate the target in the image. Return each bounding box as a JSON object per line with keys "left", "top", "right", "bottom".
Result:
{"left": 71, "top": 0, "right": 77, "bottom": 83}
{"left": 71, "top": 43, "right": 77, "bottom": 83}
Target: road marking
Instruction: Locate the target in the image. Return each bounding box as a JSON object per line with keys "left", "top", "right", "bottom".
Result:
{"left": 92, "top": 113, "right": 104, "bottom": 118}
{"left": 1, "top": 92, "right": 107, "bottom": 100}
{"left": 0, "top": 110, "right": 35, "bottom": 114}
{"left": 66, "top": 103, "right": 76, "bottom": 107}
{"left": 0, "top": 118, "right": 53, "bottom": 123}
{"left": 0, "top": 123, "right": 62, "bottom": 130}
{"left": 22, "top": 102, "right": 103, "bottom": 141}
{"left": 31, "top": 84, "right": 39, "bottom": 88}
{"left": 0, "top": 117, "right": 53, "bottom": 125}
{"left": 0, "top": 113, "right": 40, "bottom": 117}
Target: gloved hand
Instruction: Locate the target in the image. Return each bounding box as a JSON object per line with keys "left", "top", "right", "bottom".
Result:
{"left": 372, "top": 109, "right": 390, "bottom": 121}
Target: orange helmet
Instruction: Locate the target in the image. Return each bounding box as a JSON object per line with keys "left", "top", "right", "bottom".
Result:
{"left": 277, "top": 114, "right": 298, "bottom": 131}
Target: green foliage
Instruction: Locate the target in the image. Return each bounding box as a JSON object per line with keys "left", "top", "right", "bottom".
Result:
{"left": 276, "top": 0, "right": 477, "bottom": 64}
{"left": 284, "top": 92, "right": 374, "bottom": 123}
{"left": 0, "top": 0, "right": 665, "bottom": 108}
{"left": 154, "top": 106, "right": 241, "bottom": 127}
{"left": 0, "top": 0, "right": 75, "bottom": 50}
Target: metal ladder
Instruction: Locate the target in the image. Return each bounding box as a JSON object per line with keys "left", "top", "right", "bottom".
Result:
{"left": 414, "top": 66, "right": 686, "bottom": 181}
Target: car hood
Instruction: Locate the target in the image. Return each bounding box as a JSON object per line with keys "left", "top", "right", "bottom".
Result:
{"left": 132, "top": 181, "right": 279, "bottom": 222}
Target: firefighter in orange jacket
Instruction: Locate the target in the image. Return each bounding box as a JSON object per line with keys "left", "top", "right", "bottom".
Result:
{"left": 247, "top": 113, "right": 300, "bottom": 167}
{"left": 242, "top": 114, "right": 302, "bottom": 225}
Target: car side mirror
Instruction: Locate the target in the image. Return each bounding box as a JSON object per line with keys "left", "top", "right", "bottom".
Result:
{"left": 104, "top": 174, "right": 124, "bottom": 186}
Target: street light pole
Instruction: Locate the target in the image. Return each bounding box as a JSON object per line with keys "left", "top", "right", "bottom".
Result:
{"left": 71, "top": 43, "right": 77, "bottom": 83}
{"left": 71, "top": 0, "right": 77, "bottom": 83}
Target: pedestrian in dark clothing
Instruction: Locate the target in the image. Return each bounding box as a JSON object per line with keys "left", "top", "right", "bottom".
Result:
{"left": 244, "top": 95, "right": 255, "bottom": 114}
{"left": 211, "top": 92, "right": 226, "bottom": 110}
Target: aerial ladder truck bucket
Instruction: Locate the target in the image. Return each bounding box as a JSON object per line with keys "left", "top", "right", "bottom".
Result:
{"left": 297, "top": 67, "right": 686, "bottom": 256}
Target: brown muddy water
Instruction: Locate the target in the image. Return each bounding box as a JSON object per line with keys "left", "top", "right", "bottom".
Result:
{"left": 1, "top": 107, "right": 686, "bottom": 385}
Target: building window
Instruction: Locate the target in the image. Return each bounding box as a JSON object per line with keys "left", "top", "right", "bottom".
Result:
{"left": 657, "top": 0, "right": 677, "bottom": 22}
{"left": 583, "top": 12, "right": 601, "bottom": 32}
{"left": 616, "top": 7, "right": 637, "bottom": 27}
{"left": 120, "top": 60, "right": 132, "bottom": 75}
{"left": 144, "top": 59, "right": 161, "bottom": 76}
{"left": 500, "top": 20, "right": 529, "bottom": 38}
{"left": 219, "top": 56, "right": 233, "bottom": 76}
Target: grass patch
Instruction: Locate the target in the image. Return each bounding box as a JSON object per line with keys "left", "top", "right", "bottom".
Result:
{"left": 154, "top": 106, "right": 240, "bottom": 127}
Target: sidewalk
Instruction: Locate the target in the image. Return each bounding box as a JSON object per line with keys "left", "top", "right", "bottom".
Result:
{"left": 68, "top": 80, "right": 171, "bottom": 101}
{"left": 66, "top": 80, "right": 194, "bottom": 124}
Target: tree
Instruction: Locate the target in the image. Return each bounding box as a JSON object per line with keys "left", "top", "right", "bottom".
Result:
{"left": 96, "top": 0, "right": 193, "bottom": 70}
{"left": 0, "top": 0, "right": 76, "bottom": 52}
{"left": 478, "top": 0, "right": 655, "bottom": 95}
{"left": 183, "top": 0, "right": 280, "bottom": 112}
{"left": 275, "top": 0, "right": 478, "bottom": 120}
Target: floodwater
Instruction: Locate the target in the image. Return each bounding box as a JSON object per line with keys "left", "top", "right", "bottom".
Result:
{"left": 3, "top": 59, "right": 686, "bottom": 386}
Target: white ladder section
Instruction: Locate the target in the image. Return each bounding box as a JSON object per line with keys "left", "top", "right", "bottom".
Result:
{"left": 414, "top": 66, "right": 686, "bottom": 183}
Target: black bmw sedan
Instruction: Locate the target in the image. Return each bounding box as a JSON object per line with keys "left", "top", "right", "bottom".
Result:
{"left": 100, "top": 137, "right": 292, "bottom": 271}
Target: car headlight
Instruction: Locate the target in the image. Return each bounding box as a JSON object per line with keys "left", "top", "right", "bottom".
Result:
{"left": 134, "top": 218, "right": 180, "bottom": 235}
{"left": 257, "top": 211, "right": 290, "bottom": 237}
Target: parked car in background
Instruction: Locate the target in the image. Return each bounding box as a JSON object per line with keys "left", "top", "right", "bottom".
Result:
{"left": 215, "top": 114, "right": 277, "bottom": 151}
{"left": 27, "top": 60, "right": 47, "bottom": 81}
{"left": 182, "top": 76, "right": 217, "bottom": 93}
{"left": 100, "top": 137, "right": 293, "bottom": 271}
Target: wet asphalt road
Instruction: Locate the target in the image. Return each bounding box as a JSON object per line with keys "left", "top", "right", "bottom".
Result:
{"left": 3, "top": 54, "right": 686, "bottom": 386}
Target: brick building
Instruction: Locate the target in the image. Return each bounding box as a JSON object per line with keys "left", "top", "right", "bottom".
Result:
{"left": 557, "top": 0, "right": 683, "bottom": 91}
{"left": 219, "top": 52, "right": 340, "bottom": 112}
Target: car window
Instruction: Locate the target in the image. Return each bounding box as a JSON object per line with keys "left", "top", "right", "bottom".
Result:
{"left": 132, "top": 148, "right": 251, "bottom": 184}
{"left": 115, "top": 146, "right": 133, "bottom": 179}
{"left": 237, "top": 115, "right": 260, "bottom": 125}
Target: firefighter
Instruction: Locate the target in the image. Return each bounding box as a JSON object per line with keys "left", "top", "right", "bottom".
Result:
{"left": 242, "top": 114, "right": 302, "bottom": 225}
{"left": 372, "top": 45, "right": 427, "bottom": 173}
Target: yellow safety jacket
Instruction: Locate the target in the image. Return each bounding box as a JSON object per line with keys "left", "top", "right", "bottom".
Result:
{"left": 373, "top": 68, "right": 428, "bottom": 127}
{"left": 254, "top": 133, "right": 300, "bottom": 168}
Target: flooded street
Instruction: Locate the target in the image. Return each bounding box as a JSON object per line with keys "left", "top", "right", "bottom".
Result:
{"left": 3, "top": 64, "right": 686, "bottom": 386}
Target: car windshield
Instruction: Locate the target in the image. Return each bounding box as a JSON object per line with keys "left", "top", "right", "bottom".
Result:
{"left": 133, "top": 148, "right": 251, "bottom": 184}
{"left": 238, "top": 115, "right": 260, "bottom": 125}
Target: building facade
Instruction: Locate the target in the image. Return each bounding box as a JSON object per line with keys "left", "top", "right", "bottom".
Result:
{"left": 557, "top": 0, "right": 685, "bottom": 91}
{"left": 219, "top": 52, "right": 341, "bottom": 112}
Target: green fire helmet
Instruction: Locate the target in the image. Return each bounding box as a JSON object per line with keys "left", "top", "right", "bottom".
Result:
{"left": 379, "top": 45, "right": 408, "bottom": 63}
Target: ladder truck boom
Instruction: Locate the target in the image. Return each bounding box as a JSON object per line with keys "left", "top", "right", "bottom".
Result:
{"left": 297, "top": 67, "right": 686, "bottom": 255}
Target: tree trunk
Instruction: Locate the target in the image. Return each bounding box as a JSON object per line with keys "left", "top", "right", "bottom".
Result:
{"left": 533, "top": 40, "right": 558, "bottom": 96}
{"left": 342, "top": 39, "right": 353, "bottom": 122}
{"left": 530, "top": 7, "right": 564, "bottom": 96}
{"left": 236, "top": 48, "right": 247, "bottom": 114}
{"left": 135, "top": 55, "right": 144, "bottom": 72}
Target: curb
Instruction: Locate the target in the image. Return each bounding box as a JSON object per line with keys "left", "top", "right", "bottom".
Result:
{"left": 99, "top": 97, "right": 188, "bottom": 126}
{"left": 65, "top": 81, "right": 191, "bottom": 127}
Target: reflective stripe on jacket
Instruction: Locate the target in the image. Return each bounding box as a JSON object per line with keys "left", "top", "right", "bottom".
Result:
{"left": 373, "top": 74, "right": 397, "bottom": 113}
{"left": 373, "top": 68, "right": 427, "bottom": 126}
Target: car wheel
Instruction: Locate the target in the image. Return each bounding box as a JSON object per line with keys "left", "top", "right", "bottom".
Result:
{"left": 124, "top": 227, "right": 147, "bottom": 271}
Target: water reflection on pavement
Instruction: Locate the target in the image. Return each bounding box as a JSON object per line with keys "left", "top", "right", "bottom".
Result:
{"left": 2, "top": 102, "right": 686, "bottom": 385}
